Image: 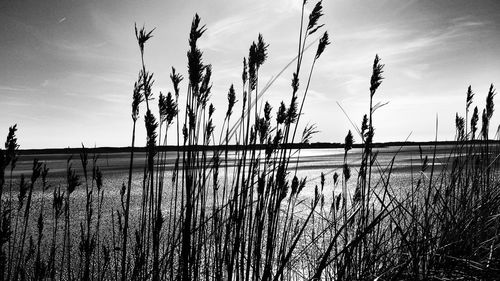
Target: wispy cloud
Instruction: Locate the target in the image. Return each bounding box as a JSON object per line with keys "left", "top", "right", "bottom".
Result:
{"left": 383, "top": 17, "right": 487, "bottom": 61}
{"left": 401, "top": 63, "right": 429, "bottom": 80}
{"left": 0, "top": 85, "right": 38, "bottom": 92}
{"left": 201, "top": 13, "right": 258, "bottom": 52}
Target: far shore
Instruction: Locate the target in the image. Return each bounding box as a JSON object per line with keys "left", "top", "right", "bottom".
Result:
{"left": 16, "top": 140, "right": 500, "bottom": 155}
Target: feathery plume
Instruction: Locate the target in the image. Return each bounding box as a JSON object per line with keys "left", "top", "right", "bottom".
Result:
{"left": 471, "top": 106, "right": 479, "bottom": 140}
{"left": 242, "top": 57, "right": 248, "bottom": 86}
{"left": 208, "top": 103, "right": 215, "bottom": 118}
{"left": 145, "top": 110, "right": 158, "bottom": 147}
{"left": 248, "top": 43, "right": 257, "bottom": 91}
{"left": 291, "top": 176, "right": 299, "bottom": 197}
{"left": 170, "top": 67, "right": 184, "bottom": 98}
{"left": 144, "top": 110, "right": 158, "bottom": 169}
{"left": 188, "top": 14, "right": 206, "bottom": 92}
{"left": 199, "top": 65, "right": 212, "bottom": 106}
{"left": 370, "top": 54, "right": 384, "bottom": 97}
{"left": 255, "top": 34, "right": 269, "bottom": 68}
{"left": 277, "top": 102, "right": 287, "bottom": 124}
{"left": 264, "top": 102, "right": 272, "bottom": 121}
{"left": 315, "top": 31, "right": 330, "bottom": 60}
{"left": 481, "top": 109, "right": 488, "bottom": 139}
{"left": 301, "top": 124, "right": 318, "bottom": 144}
{"left": 4, "top": 124, "right": 19, "bottom": 167}
{"left": 286, "top": 96, "right": 298, "bottom": 125}
{"left": 486, "top": 83, "right": 495, "bottom": 120}
{"left": 307, "top": 1, "right": 324, "bottom": 35}
{"left": 159, "top": 92, "right": 178, "bottom": 127}
{"left": 226, "top": 84, "right": 237, "bottom": 117}
{"left": 135, "top": 24, "right": 155, "bottom": 55}
{"left": 466, "top": 85, "right": 474, "bottom": 112}
{"left": 158, "top": 92, "right": 166, "bottom": 123}
{"left": 345, "top": 130, "right": 353, "bottom": 152}
{"left": 132, "top": 74, "right": 144, "bottom": 122}
{"left": 142, "top": 70, "right": 155, "bottom": 102}
{"left": 455, "top": 113, "right": 465, "bottom": 141}
{"left": 481, "top": 84, "right": 496, "bottom": 139}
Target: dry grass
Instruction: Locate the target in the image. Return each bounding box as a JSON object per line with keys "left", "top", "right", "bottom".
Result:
{"left": 0, "top": 1, "right": 499, "bottom": 280}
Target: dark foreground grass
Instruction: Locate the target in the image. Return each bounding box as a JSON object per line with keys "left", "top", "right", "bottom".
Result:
{"left": 1, "top": 1, "right": 500, "bottom": 280}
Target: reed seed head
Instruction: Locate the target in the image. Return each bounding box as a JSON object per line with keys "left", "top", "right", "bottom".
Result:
{"left": 471, "top": 106, "right": 479, "bottom": 139}
{"left": 144, "top": 109, "right": 159, "bottom": 171}
{"left": 298, "top": 177, "right": 306, "bottom": 195}
{"left": 141, "top": 70, "right": 155, "bottom": 102}
{"left": 159, "top": 91, "right": 178, "bottom": 127}
{"left": 455, "top": 113, "right": 465, "bottom": 141}
{"left": 170, "top": 67, "right": 184, "bottom": 98}
{"left": 199, "top": 65, "right": 212, "bottom": 107}
{"left": 291, "top": 176, "right": 299, "bottom": 196}
{"left": 481, "top": 108, "right": 489, "bottom": 139}
{"left": 247, "top": 34, "right": 268, "bottom": 91}
{"left": 205, "top": 119, "right": 214, "bottom": 143}
{"left": 242, "top": 57, "right": 248, "bottom": 86}
{"left": 256, "top": 34, "right": 268, "bottom": 68}
{"left": 159, "top": 92, "right": 165, "bottom": 122}
{"left": 302, "top": 124, "right": 318, "bottom": 144}
{"left": 466, "top": 85, "right": 474, "bottom": 112}
{"left": 4, "top": 124, "right": 19, "bottom": 167}
{"left": 286, "top": 96, "right": 298, "bottom": 125}
{"left": 188, "top": 14, "right": 206, "bottom": 93}
{"left": 370, "top": 54, "right": 384, "bottom": 97}
{"left": 5, "top": 124, "right": 19, "bottom": 154}
{"left": 264, "top": 102, "right": 272, "bottom": 121}
{"left": 226, "top": 84, "right": 237, "bottom": 117}
{"left": 209, "top": 103, "right": 215, "bottom": 118}
{"left": 307, "top": 1, "right": 324, "bottom": 34}
{"left": 135, "top": 24, "right": 155, "bottom": 55}
{"left": 277, "top": 102, "right": 287, "bottom": 124}
{"left": 486, "top": 83, "right": 495, "bottom": 120}
{"left": 132, "top": 75, "right": 144, "bottom": 122}
{"left": 345, "top": 130, "right": 353, "bottom": 152}
{"left": 256, "top": 117, "right": 269, "bottom": 144}
{"left": 315, "top": 31, "right": 330, "bottom": 60}
{"left": 248, "top": 43, "right": 257, "bottom": 91}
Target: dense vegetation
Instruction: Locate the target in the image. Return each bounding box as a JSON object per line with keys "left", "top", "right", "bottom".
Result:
{"left": 1, "top": 1, "right": 499, "bottom": 280}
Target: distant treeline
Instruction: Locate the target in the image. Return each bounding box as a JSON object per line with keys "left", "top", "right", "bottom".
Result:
{"left": 17, "top": 140, "right": 500, "bottom": 155}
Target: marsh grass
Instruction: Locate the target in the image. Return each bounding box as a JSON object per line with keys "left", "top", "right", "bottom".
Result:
{"left": 1, "top": 1, "right": 500, "bottom": 280}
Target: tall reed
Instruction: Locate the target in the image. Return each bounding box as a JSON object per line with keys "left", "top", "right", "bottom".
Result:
{"left": 0, "top": 2, "right": 499, "bottom": 280}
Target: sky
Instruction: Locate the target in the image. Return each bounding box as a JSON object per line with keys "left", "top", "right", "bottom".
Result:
{"left": 0, "top": 0, "right": 499, "bottom": 149}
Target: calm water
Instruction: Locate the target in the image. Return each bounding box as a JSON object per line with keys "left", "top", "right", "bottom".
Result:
{"left": 9, "top": 145, "right": 457, "bottom": 196}
{"left": 8, "top": 145, "right": 457, "bottom": 207}
{"left": 3, "top": 145, "right": 455, "bottom": 239}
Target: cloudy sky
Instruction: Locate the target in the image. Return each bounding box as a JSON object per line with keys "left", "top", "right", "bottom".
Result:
{"left": 1, "top": 0, "right": 499, "bottom": 148}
